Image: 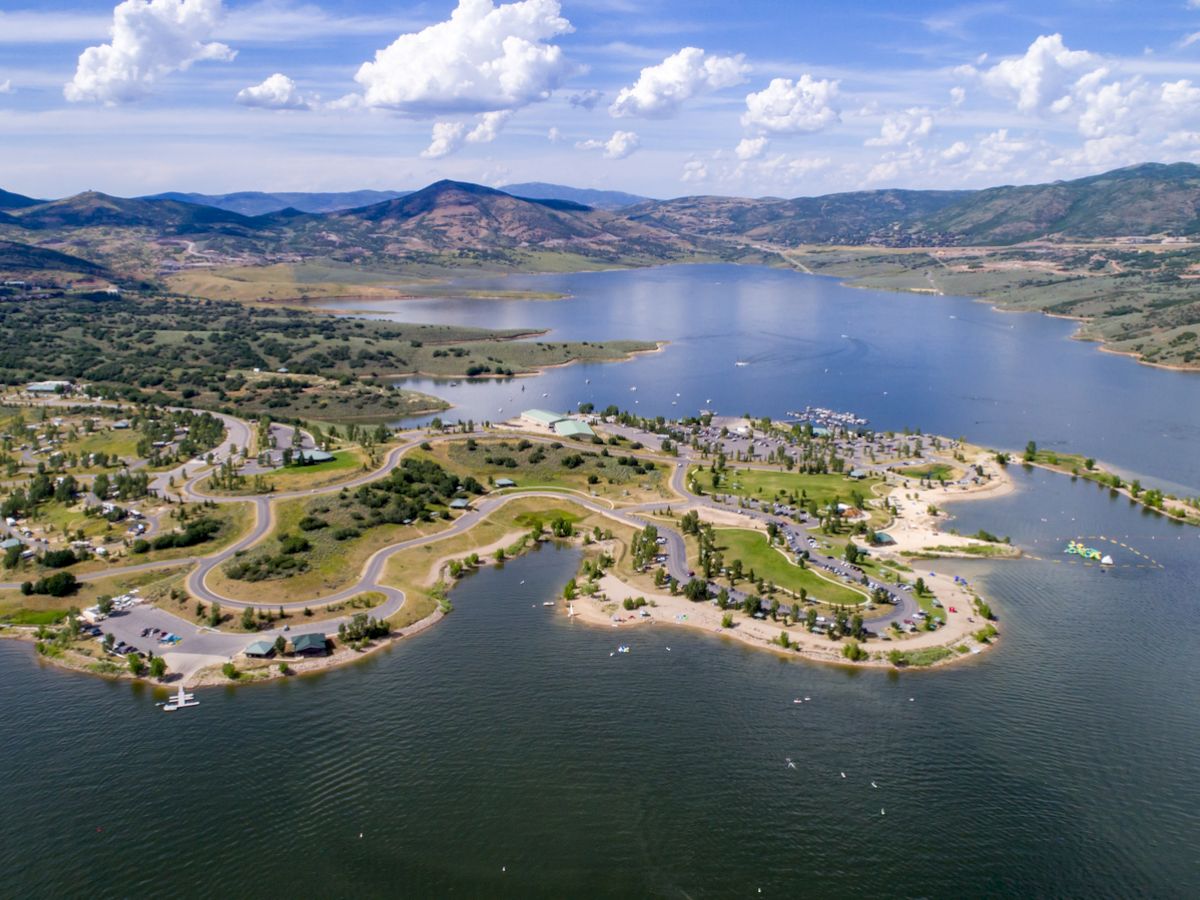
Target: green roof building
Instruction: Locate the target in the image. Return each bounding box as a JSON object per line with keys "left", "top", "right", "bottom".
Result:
{"left": 244, "top": 639, "right": 275, "bottom": 657}
{"left": 291, "top": 633, "right": 328, "bottom": 655}
{"left": 554, "top": 419, "right": 595, "bottom": 438}
{"left": 521, "top": 409, "right": 563, "bottom": 428}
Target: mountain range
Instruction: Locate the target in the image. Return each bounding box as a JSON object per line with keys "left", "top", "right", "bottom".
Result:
{"left": 3, "top": 163, "right": 1200, "bottom": 280}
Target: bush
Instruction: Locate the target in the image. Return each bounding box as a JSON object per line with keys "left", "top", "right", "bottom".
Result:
{"left": 332, "top": 527, "right": 360, "bottom": 541}
{"left": 842, "top": 641, "right": 868, "bottom": 662}
{"left": 278, "top": 533, "right": 311, "bottom": 554}
{"left": 131, "top": 538, "right": 151, "bottom": 554}
{"left": 41, "top": 548, "right": 79, "bottom": 569}
{"left": 298, "top": 516, "right": 328, "bottom": 531}
{"left": 24, "top": 571, "right": 79, "bottom": 597}
{"left": 221, "top": 662, "right": 239, "bottom": 680}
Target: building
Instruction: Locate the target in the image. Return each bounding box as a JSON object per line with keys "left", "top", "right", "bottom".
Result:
{"left": 494, "top": 478, "right": 516, "bottom": 488}
{"left": 520, "top": 409, "right": 563, "bottom": 430}
{"left": 25, "top": 380, "right": 72, "bottom": 394}
{"left": 848, "top": 469, "right": 868, "bottom": 479}
{"left": 295, "top": 449, "right": 335, "bottom": 464}
{"left": 553, "top": 419, "right": 595, "bottom": 439}
{"left": 291, "top": 633, "right": 327, "bottom": 656}
{"left": 244, "top": 639, "right": 275, "bottom": 658}
{"left": 449, "top": 498, "right": 472, "bottom": 510}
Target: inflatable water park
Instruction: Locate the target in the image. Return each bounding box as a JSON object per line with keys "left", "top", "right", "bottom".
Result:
{"left": 1065, "top": 541, "right": 1114, "bottom": 566}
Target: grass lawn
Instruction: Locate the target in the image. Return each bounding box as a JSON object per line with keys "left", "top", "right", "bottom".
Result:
{"left": 414, "top": 438, "right": 669, "bottom": 504}
{"left": 713, "top": 528, "right": 867, "bottom": 606}
{"left": 200, "top": 447, "right": 369, "bottom": 495}
{"left": 0, "top": 566, "right": 189, "bottom": 621}
{"left": 890, "top": 646, "right": 953, "bottom": 666}
{"left": 689, "top": 466, "right": 880, "bottom": 508}
{"left": 892, "top": 462, "right": 961, "bottom": 481}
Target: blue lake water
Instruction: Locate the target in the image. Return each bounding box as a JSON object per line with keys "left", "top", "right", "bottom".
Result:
{"left": 3, "top": 264, "right": 1199, "bottom": 896}
{"left": 323, "top": 264, "right": 1200, "bottom": 493}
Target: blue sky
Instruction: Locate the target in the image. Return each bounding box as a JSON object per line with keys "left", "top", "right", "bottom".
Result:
{"left": 3, "top": 0, "right": 1200, "bottom": 198}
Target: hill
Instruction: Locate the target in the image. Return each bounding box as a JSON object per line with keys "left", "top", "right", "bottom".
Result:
{"left": 143, "top": 189, "right": 411, "bottom": 216}
{"left": 0, "top": 240, "right": 111, "bottom": 277}
{"left": 501, "top": 182, "right": 650, "bottom": 210}
{"left": 0, "top": 188, "right": 43, "bottom": 211}
{"left": 11, "top": 191, "right": 257, "bottom": 232}
{"left": 323, "top": 180, "right": 688, "bottom": 259}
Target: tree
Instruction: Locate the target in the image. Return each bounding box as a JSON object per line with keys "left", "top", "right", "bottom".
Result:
{"left": 1023, "top": 440, "right": 1038, "bottom": 462}
{"left": 208, "top": 601, "right": 222, "bottom": 628}
{"left": 844, "top": 543, "right": 860, "bottom": 566}
{"left": 274, "top": 635, "right": 287, "bottom": 656}
{"left": 721, "top": 612, "right": 734, "bottom": 629}
{"left": 683, "top": 578, "right": 708, "bottom": 601}
{"left": 221, "top": 662, "right": 239, "bottom": 680}
{"left": 149, "top": 656, "right": 167, "bottom": 679}
{"left": 241, "top": 605, "right": 256, "bottom": 630}
{"left": 127, "top": 652, "right": 146, "bottom": 677}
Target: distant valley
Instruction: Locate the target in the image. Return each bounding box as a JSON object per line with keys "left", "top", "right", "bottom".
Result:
{"left": 2, "top": 163, "right": 1200, "bottom": 368}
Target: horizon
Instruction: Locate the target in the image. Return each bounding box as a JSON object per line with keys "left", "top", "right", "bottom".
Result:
{"left": 3, "top": 1, "right": 1200, "bottom": 198}
{"left": 8, "top": 159, "right": 1197, "bottom": 208}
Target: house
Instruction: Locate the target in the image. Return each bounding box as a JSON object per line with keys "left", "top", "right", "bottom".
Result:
{"left": 112, "top": 420, "right": 130, "bottom": 429}
{"left": 0, "top": 537, "right": 22, "bottom": 552}
{"left": 291, "top": 633, "right": 328, "bottom": 656}
{"left": 244, "top": 639, "right": 275, "bottom": 658}
{"left": 553, "top": 419, "right": 595, "bottom": 439}
{"left": 449, "top": 498, "right": 471, "bottom": 510}
{"left": 520, "top": 409, "right": 563, "bottom": 430}
{"left": 848, "top": 469, "right": 868, "bottom": 479}
{"left": 494, "top": 478, "right": 516, "bottom": 488}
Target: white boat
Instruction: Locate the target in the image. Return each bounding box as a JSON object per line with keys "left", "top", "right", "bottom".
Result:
{"left": 735, "top": 361, "right": 749, "bottom": 367}
{"left": 542, "top": 601, "right": 555, "bottom": 607}
{"left": 1100, "top": 555, "right": 1114, "bottom": 566}
{"left": 162, "top": 685, "right": 199, "bottom": 712}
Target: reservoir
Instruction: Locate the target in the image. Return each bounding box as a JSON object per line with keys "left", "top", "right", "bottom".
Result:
{"left": 3, "top": 264, "right": 1199, "bottom": 896}
{"left": 322, "top": 264, "right": 1200, "bottom": 493}
{"left": 2, "top": 467, "right": 1198, "bottom": 896}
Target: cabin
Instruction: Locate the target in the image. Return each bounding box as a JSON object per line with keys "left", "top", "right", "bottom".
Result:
{"left": 494, "top": 478, "right": 516, "bottom": 488}
{"left": 291, "top": 633, "right": 328, "bottom": 656}
{"left": 243, "top": 639, "right": 275, "bottom": 658}
{"left": 449, "top": 498, "right": 471, "bottom": 510}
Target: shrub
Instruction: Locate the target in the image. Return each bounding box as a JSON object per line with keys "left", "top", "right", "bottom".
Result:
{"left": 221, "top": 662, "right": 239, "bottom": 680}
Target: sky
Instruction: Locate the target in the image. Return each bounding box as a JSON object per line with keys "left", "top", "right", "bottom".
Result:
{"left": 4, "top": 0, "right": 1200, "bottom": 199}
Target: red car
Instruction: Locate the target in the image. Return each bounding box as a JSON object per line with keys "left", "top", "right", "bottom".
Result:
{"left": 948, "top": 606, "right": 957, "bottom": 613}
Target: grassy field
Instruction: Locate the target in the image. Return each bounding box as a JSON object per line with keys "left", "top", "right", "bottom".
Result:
{"left": 689, "top": 466, "right": 880, "bottom": 508}
{"left": 712, "top": 528, "right": 867, "bottom": 606}
{"left": 414, "top": 438, "right": 670, "bottom": 504}
{"left": 892, "top": 462, "right": 961, "bottom": 481}
{"left": 0, "top": 566, "right": 189, "bottom": 621}
{"left": 200, "top": 448, "right": 368, "bottom": 495}
{"left": 207, "top": 495, "right": 451, "bottom": 605}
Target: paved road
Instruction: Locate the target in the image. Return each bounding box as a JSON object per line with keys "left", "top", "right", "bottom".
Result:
{"left": 7, "top": 413, "right": 930, "bottom": 677}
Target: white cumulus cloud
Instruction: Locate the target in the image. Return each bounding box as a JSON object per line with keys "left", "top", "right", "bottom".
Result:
{"left": 981, "top": 33, "right": 1094, "bottom": 114}
{"left": 576, "top": 130, "right": 640, "bottom": 159}
{"left": 354, "top": 0, "right": 573, "bottom": 115}
{"left": 735, "top": 136, "right": 768, "bottom": 160}
{"left": 466, "top": 109, "right": 513, "bottom": 143}
{"left": 609, "top": 47, "right": 749, "bottom": 118}
{"left": 681, "top": 159, "right": 708, "bottom": 183}
{"left": 865, "top": 107, "right": 934, "bottom": 147}
{"left": 64, "top": 0, "right": 235, "bottom": 105}
{"left": 236, "top": 73, "right": 309, "bottom": 110}
{"left": 741, "top": 75, "right": 840, "bottom": 134}
{"left": 0, "top": 79, "right": 12, "bottom": 95}
{"left": 422, "top": 121, "right": 468, "bottom": 159}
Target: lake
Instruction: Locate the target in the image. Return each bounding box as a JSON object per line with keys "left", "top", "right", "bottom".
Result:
{"left": 3, "top": 264, "right": 1199, "bottom": 896}
{"left": 2, "top": 469, "right": 1198, "bottom": 897}
{"left": 322, "top": 264, "right": 1200, "bottom": 494}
